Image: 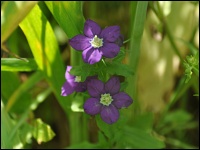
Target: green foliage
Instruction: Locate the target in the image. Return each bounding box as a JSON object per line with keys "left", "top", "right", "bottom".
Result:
{"left": 126, "top": 1, "right": 148, "bottom": 99}
{"left": 45, "top": 1, "right": 85, "bottom": 65}
{"left": 131, "top": 112, "right": 154, "bottom": 132}
{"left": 70, "top": 60, "right": 134, "bottom": 83}
{"left": 183, "top": 52, "right": 199, "bottom": 83}
{"left": 19, "top": 4, "right": 71, "bottom": 114}
{"left": 1, "top": 101, "right": 23, "bottom": 149}
{"left": 96, "top": 113, "right": 126, "bottom": 140}
{"left": 67, "top": 141, "right": 100, "bottom": 149}
{"left": 32, "top": 118, "right": 55, "bottom": 144}
{"left": 1, "top": 72, "right": 21, "bottom": 104}
{"left": 95, "top": 112, "right": 165, "bottom": 149}
{"left": 1, "top": 1, "right": 38, "bottom": 44}
{"left": 1, "top": 58, "right": 38, "bottom": 72}
{"left": 106, "top": 62, "right": 134, "bottom": 77}
{"left": 70, "top": 63, "right": 97, "bottom": 82}
{"left": 1, "top": 1, "right": 199, "bottom": 149}
{"left": 121, "top": 126, "right": 165, "bottom": 148}
{"left": 45, "top": 1, "right": 85, "bottom": 38}
{"left": 158, "top": 109, "right": 197, "bottom": 135}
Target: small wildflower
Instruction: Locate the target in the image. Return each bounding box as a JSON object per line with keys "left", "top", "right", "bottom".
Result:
{"left": 83, "top": 77, "right": 133, "bottom": 124}
{"left": 69, "top": 19, "right": 123, "bottom": 64}
{"left": 61, "top": 66, "right": 87, "bottom": 96}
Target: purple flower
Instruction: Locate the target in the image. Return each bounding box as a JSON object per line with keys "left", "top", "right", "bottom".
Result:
{"left": 69, "top": 19, "right": 123, "bottom": 64}
{"left": 61, "top": 66, "right": 87, "bottom": 96}
{"left": 83, "top": 77, "right": 133, "bottom": 124}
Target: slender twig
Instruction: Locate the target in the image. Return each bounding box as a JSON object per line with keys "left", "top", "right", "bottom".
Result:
{"left": 1, "top": 44, "right": 28, "bottom": 62}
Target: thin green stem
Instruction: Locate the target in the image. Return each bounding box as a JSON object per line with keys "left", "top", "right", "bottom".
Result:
{"left": 165, "top": 24, "right": 184, "bottom": 63}
{"left": 123, "top": 39, "right": 130, "bottom": 44}
{"left": 101, "top": 59, "right": 107, "bottom": 67}
{"left": 69, "top": 112, "right": 82, "bottom": 144}
{"left": 150, "top": 1, "right": 184, "bottom": 63}
{"left": 6, "top": 71, "right": 44, "bottom": 112}
{"left": 9, "top": 88, "right": 52, "bottom": 141}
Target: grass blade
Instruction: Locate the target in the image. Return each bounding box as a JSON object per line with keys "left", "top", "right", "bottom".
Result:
{"left": 126, "top": 2, "right": 148, "bottom": 99}
{"left": 19, "top": 4, "right": 71, "bottom": 113}
{"left": 1, "top": 58, "right": 38, "bottom": 72}
{"left": 1, "top": 1, "right": 38, "bottom": 44}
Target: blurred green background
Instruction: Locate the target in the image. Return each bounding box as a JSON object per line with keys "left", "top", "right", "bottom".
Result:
{"left": 1, "top": 1, "right": 199, "bottom": 149}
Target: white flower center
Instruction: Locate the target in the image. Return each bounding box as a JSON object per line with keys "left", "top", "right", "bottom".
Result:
{"left": 90, "top": 35, "right": 103, "bottom": 48}
{"left": 100, "top": 93, "right": 113, "bottom": 106}
{"left": 75, "top": 76, "right": 81, "bottom": 82}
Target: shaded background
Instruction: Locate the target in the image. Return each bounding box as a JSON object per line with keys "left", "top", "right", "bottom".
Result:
{"left": 1, "top": 1, "right": 199, "bottom": 149}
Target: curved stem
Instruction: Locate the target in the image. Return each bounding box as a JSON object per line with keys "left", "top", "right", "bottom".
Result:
{"left": 150, "top": 1, "right": 184, "bottom": 63}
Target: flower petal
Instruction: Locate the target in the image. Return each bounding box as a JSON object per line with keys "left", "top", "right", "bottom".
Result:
{"left": 69, "top": 35, "right": 91, "bottom": 50}
{"left": 100, "top": 105, "right": 119, "bottom": 124}
{"left": 100, "top": 43, "right": 120, "bottom": 58}
{"left": 112, "top": 92, "right": 133, "bottom": 109}
{"left": 105, "top": 77, "right": 120, "bottom": 95}
{"left": 65, "top": 66, "right": 75, "bottom": 80}
{"left": 87, "top": 78, "right": 104, "bottom": 98}
{"left": 84, "top": 98, "right": 102, "bottom": 115}
{"left": 84, "top": 19, "right": 101, "bottom": 38}
{"left": 115, "top": 34, "right": 124, "bottom": 47}
{"left": 61, "top": 81, "right": 77, "bottom": 96}
{"left": 82, "top": 47, "right": 102, "bottom": 64}
{"left": 74, "top": 82, "right": 87, "bottom": 92}
{"left": 100, "top": 26, "right": 120, "bottom": 42}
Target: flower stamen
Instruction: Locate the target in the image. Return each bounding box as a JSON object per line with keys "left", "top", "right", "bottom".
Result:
{"left": 75, "top": 76, "right": 81, "bottom": 82}
{"left": 90, "top": 35, "right": 103, "bottom": 48}
{"left": 100, "top": 93, "right": 113, "bottom": 106}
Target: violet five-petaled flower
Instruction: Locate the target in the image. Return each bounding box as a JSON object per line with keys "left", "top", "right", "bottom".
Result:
{"left": 69, "top": 19, "right": 123, "bottom": 64}
{"left": 83, "top": 76, "right": 133, "bottom": 124}
{"left": 61, "top": 66, "right": 87, "bottom": 96}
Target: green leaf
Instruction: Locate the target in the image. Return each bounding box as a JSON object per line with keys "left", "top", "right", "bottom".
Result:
{"left": 1, "top": 100, "right": 23, "bottom": 148}
{"left": 1, "top": 58, "right": 38, "bottom": 72}
{"left": 126, "top": 1, "right": 148, "bottom": 98}
{"left": 112, "top": 47, "right": 126, "bottom": 62}
{"left": 132, "top": 112, "right": 154, "bottom": 132}
{"left": 106, "top": 62, "right": 134, "bottom": 77}
{"left": 1, "top": 1, "right": 38, "bottom": 44}
{"left": 120, "top": 81, "right": 128, "bottom": 91}
{"left": 45, "top": 1, "right": 85, "bottom": 38}
{"left": 163, "top": 109, "right": 192, "bottom": 124}
{"left": 7, "top": 88, "right": 52, "bottom": 147}
{"left": 19, "top": 5, "right": 71, "bottom": 113}
{"left": 158, "top": 109, "right": 195, "bottom": 135}
{"left": 122, "top": 126, "right": 165, "bottom": 148}
{"left": 45, "top": 1, "right": 85, "bottom": 65}
{"left": 97, "top": 131, "right": 109, "bottom": 148}
{"left": 32, "top": 118, "right": 55, "bottom": 144}
{"left": 70, "top": 63, "right": 97, "bottom": 82}
{"left": 67, "top": 141, "right": 101, "bottom": 149}
{"left": 95, "top": 113, "right": 127, "bottom": 142}
{"left": 44, "top": 2, "right": 87, "bottom": 145}
{"left": 18, "top": 122, "right": 33, "bottom": 146}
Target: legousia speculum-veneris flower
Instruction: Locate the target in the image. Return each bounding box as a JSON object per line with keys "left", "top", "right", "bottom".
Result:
{"left": 61, "top": 19, "right": 133, "bottom": 124}
{"left": 69, "top": 19, "right": 123, "bottom": 64}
